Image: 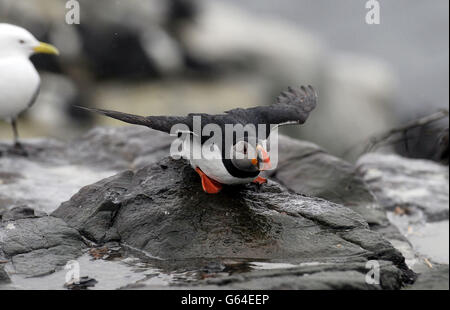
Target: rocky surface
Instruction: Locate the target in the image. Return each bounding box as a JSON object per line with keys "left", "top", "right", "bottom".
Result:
{"left": 357, "top": 153, "right": 449, "bottom": 222}
{"left": 52, "top": 157, "right": 398, "bottom": 263}
{"left": 198, "top": 260, "right": 406, "bottom": 290}
{"left": 357, "top": 153, "right": 449, "bottom": 289}
{"left": 0, "top": 216, "right": 85, "bottom": 277}
{"left": 0, "top": 127, "right": 172, "bottom": 214}
{"left": 0, "top": 265, "right": 9, "bottom": 284}
{"left": 0, "top": 0, "right": 447, "bottom": 290}
{"left": 2, "top": 127, "right": 449, "bottom": 289}
{"left": 51, "top": 155, "right": 413, "bottom": 289}
{"left": 406, "top": 264, "right": 449, "bottom": 290}
{"left": 268, "top": 136, "right": 388, "bottom": 227}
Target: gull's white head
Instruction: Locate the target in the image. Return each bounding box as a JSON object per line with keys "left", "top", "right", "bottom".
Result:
{"left": 0, "top": 23, "right": 59, "bottom": 58}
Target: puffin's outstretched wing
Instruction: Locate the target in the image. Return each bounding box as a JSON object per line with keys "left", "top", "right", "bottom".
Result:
{"left": 77, "top": 85, "right": 317, "bottom": 137}
{"left": 76, "top": 106, "right": 192, "bottom": 134}
{"left": 225, "top": 85, "right": 318, "bottom": 136}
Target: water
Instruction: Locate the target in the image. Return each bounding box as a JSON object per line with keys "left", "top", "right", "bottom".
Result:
{"left": 387, "top": 212, "right": 449, "bottom": 265}
{"left": 1, "top": 243, "right": 327, "bottom": 290}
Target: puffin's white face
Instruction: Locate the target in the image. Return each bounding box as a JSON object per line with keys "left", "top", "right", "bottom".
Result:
{"left": 231, "top": 140, "right": 272, "bottom": 172}
{"left": 0, "top": 23, "right": 59, "bottom": 58}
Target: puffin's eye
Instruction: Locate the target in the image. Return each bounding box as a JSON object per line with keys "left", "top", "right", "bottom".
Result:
{"left": 19, "top": 40, "right": 25, "bottom": 44}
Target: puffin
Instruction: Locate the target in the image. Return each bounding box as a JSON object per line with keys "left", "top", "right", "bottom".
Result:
{"left": 80, "top": 85, "right": 317, "bottom": 194}
{"left": 0, "top": 24, "right": 59, "bottom": 152}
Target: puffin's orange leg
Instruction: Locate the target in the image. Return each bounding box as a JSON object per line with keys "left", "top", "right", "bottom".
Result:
{"left": 253, "top": 176, "right": 267, "bottom": 185}
{"left": 195, "top": 168, "right": 223, "bottom": 194}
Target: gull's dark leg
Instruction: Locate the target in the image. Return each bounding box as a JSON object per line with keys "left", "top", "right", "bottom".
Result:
{"left": 10, "top": 118, "right": 27, "bottom": 156}
{"left": 11, "top": 118, "right": 21, "bottom": 147}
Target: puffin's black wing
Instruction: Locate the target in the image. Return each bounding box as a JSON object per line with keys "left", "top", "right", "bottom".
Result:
{"left": 78, "top": 85, "right": 316, "bottom": 137}
{"left": 225, "top": 85, "right": 318, "bottom": 137}
{"left": 76, "top": 106, "right": 192, "bottom": 134}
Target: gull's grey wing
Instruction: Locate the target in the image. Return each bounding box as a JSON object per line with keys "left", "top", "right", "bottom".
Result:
{"left": 225, "top": 85, "right": 318, "bottom": 137}
{"left": 77, "top": 107, "right": 192, "bottom": 134}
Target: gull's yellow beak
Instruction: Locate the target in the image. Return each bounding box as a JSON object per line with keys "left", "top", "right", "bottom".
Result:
{"left": 33, "top": 42, "right": 59, "bottom": 55}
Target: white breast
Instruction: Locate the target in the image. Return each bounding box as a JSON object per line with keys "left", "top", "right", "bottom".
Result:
{"left": 181, "top": 135, "right": 256, "bottom": 185}
{"left": 0, "top": 56, "right": 40, "bottom": 120}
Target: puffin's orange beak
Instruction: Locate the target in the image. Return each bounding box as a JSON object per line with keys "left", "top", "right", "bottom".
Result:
{"left": 256, "top": 145, "right": 271, "bottom": 171}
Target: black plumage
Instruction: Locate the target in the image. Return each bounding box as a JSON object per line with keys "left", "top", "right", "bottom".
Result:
{"left": 79, "top": 85, "right": 317, "bottom": 138}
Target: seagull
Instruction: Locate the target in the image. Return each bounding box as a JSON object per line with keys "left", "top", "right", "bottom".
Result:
{"left": 80, "top": 85, "right": 317, "bottom": 194}
{"left": 0, "top": 23, "right": 59, "bottom": 153}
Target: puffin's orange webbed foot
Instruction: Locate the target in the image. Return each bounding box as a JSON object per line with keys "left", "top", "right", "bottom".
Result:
{"left": 252, "top": 176, "right": 267, "bottom": 185}
{"left": 195, "top": 168, "right": 223, "bottom": 194}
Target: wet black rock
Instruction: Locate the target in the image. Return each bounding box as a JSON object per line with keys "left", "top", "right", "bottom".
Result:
{"left": 357, "top": 153, "right": 449, "bottom": 222}
{"left": 64, "top": 276, "right": 98, "bottom": 290}
{"left": 0, "top": 216, "right": 86, "bottom": 277}
{"left": 357, "top": 153, "right": 449, "bottom": 283}
{"left": 406, "top": 264, "right": 449, "bottom": 290}
{"left": 268, "top": 136, "right": 388, "bottom": 227}
{"left": 52, "top": 156, "right": 414, "bottom": 288}
{"left": 439, "top": 128, "right": 449, "bottom": 165}
{"left": 0, "top": 126, "right": 172, "bottom": 171}
{"left": 0, "top": 127, "right": 173, "bottom": 215}
{"left": 1, "top": 206, "right": 46, "bottom": 222}
{"left": 0, "top": 265, "right": 9, "bottom": 284}
{"left": 67, "top": 127, "right": 174, "bottom": 170}
{"left": 1, "top": 127, "right": 422, "bottom": 288}
{"left": 201, "top": 260, "right": 404, "bottom": 290}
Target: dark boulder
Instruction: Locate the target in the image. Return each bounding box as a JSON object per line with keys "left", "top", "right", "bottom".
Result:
{"left": 268, "top": 136, "right": 388, "bottom": 226}
{"left": 406, "top": 264, "right": 449, "bottom": 290}
{"left": 201, "top": 260, "right": 405, "bottom": 290}
{"left": 357, "top": 153, "right": 449, "bottom": 222}
{"left": 1, "top": 206, "right": 46, "bottom": 222}
{"left": 52, "top": 156, "right": 414, "bottom": 288}
{"left": 0, "top": 216, "right": 86, "bottom": 277}
{"left": 357, "top": 153, "right": 449, "bottom": 284}
{"left": 0, "top": 265, "right": 9, "bottom": 284}
{"left": 1, "top": 127, "right": 421, "bottom": 288}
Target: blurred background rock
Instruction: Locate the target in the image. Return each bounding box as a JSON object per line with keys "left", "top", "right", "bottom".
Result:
{"left": 0, "top": 0, "right": 448, "bottom": 161}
